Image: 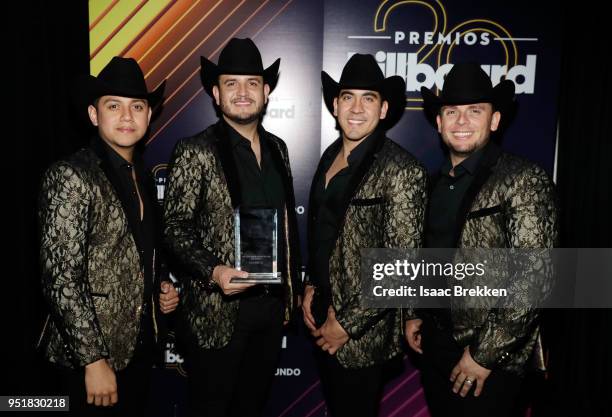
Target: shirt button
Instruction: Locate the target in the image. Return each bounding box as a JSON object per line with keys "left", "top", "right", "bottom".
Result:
{"left": 449, "top": 185, "right": 455, "bottom": 190}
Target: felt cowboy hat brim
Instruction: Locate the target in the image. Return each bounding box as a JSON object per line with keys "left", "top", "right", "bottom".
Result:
{"left": 200, "top": 56, "right": 281, "bottom": 97}
{"left": 419, "top": 62, "right": 515, "bottom": 123}
{"left": 321, "top": 71, "right": 407, "bottom": 129}
{"left": 86, "top": 75, "right": 166, "bottom": 107}
{"left": 420, "top": 79, "right": 515, "bottom": 118}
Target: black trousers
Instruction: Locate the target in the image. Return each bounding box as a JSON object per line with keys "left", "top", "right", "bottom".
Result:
{"left": 184, "top": 295, "right": 284, "bottom": 417}
{"left": 54, "top": 350, "right": 152, "bottom": 417}
{"left": 315, "top": 351, "right": 400, "bottom": 417}
{"left": 420, "top": 318, "right": 523, "bottom": 417}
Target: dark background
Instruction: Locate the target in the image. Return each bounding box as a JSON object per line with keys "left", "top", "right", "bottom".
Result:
{"left": 11, "top": 2, "right": 610, "bottom": 416}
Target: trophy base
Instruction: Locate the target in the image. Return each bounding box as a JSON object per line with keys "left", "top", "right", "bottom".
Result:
{"left": 230, "top": 273, "right": 282, "bottom": 284}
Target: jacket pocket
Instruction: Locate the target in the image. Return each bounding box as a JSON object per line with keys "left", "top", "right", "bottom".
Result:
{"left": 350, "top": 197, "right": 385, "bottom": 206}
{"left": 467, "top": 205, "right": 503, "bottom": 219}
{"left": 90, "top": 292, "right": 109, "bottom": 298}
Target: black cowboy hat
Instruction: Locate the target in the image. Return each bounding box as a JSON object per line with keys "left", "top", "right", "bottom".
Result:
{"left": 420, "top": 62, "right": 515, "bottom": 121}
{"left": 321, "top": 53, "right": 406, "bottom": 129}
{"left": 200, "top": 38, "right": 280, "bottom": 96}
{"left": 85, "top": 56, "right": 165, "bottom": 107}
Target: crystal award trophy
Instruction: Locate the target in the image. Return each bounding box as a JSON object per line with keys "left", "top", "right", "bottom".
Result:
{"left": 232, "top": 207, "right": 281, "bottom": 284}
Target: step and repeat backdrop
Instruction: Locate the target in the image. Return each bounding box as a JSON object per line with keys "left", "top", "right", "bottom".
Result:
{"left": 88, "top": 1, "right": 561, "bottom": 415}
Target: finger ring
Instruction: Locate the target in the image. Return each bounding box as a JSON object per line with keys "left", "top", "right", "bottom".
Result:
{"left": 465, "top": 378, "right": 473, "bottom": 385}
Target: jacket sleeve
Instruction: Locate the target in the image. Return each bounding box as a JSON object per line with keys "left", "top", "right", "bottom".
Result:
{"left": 163, "top": 139, "right": 223, "bottom": 284}
{"left": 39, "top": 162, "right": 109, "bottom": 367}
{"left": 469, "top": 165, "right": 558, "bottom": 369}
{"left": 335, "top": 161, "right": 428, "bottom": 339}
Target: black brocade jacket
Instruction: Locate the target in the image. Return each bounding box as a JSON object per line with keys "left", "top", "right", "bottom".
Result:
{"left": 162, "top": 121, "right": 301, "bottom": 350}
{"left": 307, "top": 135, "right": 428, "bottom": 369}
{"left": 38, "top": 140, "right": 163, "bottom": 371}
{"left": 427, "top": 143, "right": 559, "bottom": 375}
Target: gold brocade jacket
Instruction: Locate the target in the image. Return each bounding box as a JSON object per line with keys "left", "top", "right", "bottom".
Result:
{"left": 163, "top": 121, "right": 301, "bottom": 350}
{"left": 38, "top": 139, "right": 161, "bottom": 371}
{"left": 429, "top": 142, "right": 559, "bottom": 375}
{"left": 308, "top": 132, "right": 428, "bottom": 369}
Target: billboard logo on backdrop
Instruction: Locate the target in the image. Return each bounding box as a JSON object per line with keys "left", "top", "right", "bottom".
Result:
{"left": 153, "top": 164, "right": 167, "bottom": 203}
{"left": 267, "top": 96, "right": 296, "bottom": 119}
{"left": 346, "top": 0, "right": 539, "bottom": 109}
{"left": 164, "top": 332, "right": 187, "bottom": 377}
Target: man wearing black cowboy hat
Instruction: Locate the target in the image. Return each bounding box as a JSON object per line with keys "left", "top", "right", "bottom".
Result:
{"left": 405, "top": 62, "right": 558, "bottom": 416}
{"left": 301, "top": 53, "right": 427, "bottom": 417}
{"left": 163, "top": 38, "right": 301, "bottom": 417}
{"left": 39, "top": 56, "right": 178, "bottom": 416}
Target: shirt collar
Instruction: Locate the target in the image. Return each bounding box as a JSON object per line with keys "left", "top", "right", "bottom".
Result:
{"left": 346, "top": 127, "right": 383, "bottom": 167}
{"left": 441, "top": 140, "right": 491, "bottom": 177}
{"left": 95, "top": 135, "right": 136, "bottom": 170}
{"left": 224, "top": 118, "right": 264, "bottom": 150}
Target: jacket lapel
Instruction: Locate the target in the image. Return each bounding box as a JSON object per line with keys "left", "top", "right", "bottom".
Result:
{"left": 453, "top": 141, "right": 503, "bottom": 246}
{"left": 213, "top": 121, "right": 242, "bottom": 208}
{"left": 306, "top": 139, "right": 341, "bottom": 271}
{"left": 263, "top": 129, "right": 302, "bottom": 309}
{"left": 307, "top": 130, "right": 386, "bottom": 255}
{"left": 336, "top": 129, "right": 386, "bottom": 224}
{"left": 307, "top": 138, "right": 341, "bottom": 215}
{"left": 90, "top": 137, "right": 143, "bottom": 263}
{"left": 264, "top": 128, "right": 296, "bottom": 208}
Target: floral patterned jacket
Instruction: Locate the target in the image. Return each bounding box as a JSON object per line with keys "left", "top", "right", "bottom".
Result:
{"left": 308, "top": 131, "right": 428, "bottom": 369}
{"left": 39, "top": 139, "right": 160, "bottom": 371}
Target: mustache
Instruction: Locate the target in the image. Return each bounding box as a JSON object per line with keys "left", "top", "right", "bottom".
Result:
{"left": 231, "top": 96, "right": 255, "bottom": 103}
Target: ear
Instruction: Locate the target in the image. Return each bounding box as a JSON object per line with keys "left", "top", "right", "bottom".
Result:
{"left": 212, "top": 85, "right": 221, "bottom": 106}
{"left": 88, "top": 105, "right": 98, "bottom": 126}
{"left": 490, "top": 110, "right": 501, "bottom": 132}
{"left": 263, "top": 83, "right": 270, "bottom": 104}
{"left": 436, "top": 114, "right": 442, "bottom": 133}
{"left": 333, "top": 97, "right": 338, "bottom": 117}
{"left": 147, "top": 106, "right": 152, "bottom": 124}
{"left": 379, "top": 100, "right": 389, "bottom": 120}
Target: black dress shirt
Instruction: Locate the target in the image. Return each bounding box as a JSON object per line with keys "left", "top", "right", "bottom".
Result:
{"left": 225, "top": 121, "right": 287, "bottom": 290}
{"left": 310, "top": 131, "right": 380, "bottom": 288}
{"left": 421, "top": 143, "right": 489, "bottom": 321}
{"left": 97, "top": 137, "right": 155, "bottom": 350}
{"left": 425, "top": 143, "right": 489, "bottom": 248}
{"left": 226, "top": 121, "right": 286, "bottom": 212}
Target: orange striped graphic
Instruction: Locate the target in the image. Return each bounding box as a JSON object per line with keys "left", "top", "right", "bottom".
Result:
{"left": 89, "top": 0, "right": 295, "bottom": 145}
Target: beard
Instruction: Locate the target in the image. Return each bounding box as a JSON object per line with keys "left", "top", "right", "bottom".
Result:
{"left": 448, "top": 143, "right": 479, "bottom": 157}
{"left": 443, "top": 134, "right": 491, "bottom": 159}
{"left": 219, "top": 98, "right": 264, "bottom": 125}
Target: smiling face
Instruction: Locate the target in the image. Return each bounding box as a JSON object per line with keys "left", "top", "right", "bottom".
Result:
{"left": 333, "top": 89, "right": 388, "bottom": 142}
{"left": 436, "top": 103, "right": 500, "bottom": 164}
{"left": 213, "top": 74, "right": 269, "bottom": 125}
{"left": 88, "top": 95, "right": 152, "bottom": 156}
